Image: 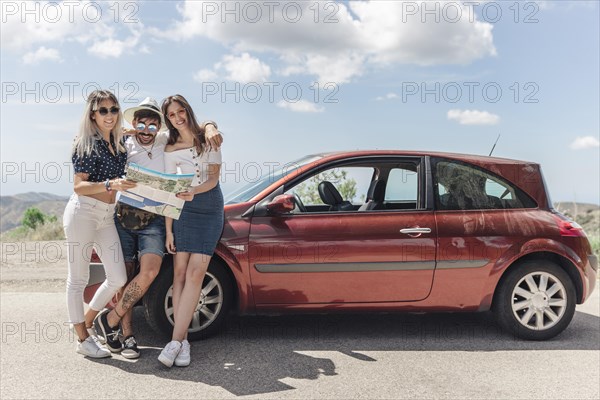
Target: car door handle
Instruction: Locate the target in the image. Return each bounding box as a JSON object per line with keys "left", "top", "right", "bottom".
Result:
{"left": 400, "top": 227, "right": 432, "bottom": 235}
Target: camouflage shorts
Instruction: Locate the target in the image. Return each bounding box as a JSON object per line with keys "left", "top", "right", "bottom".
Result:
{"left": 115, "top": 203, "right": 156, "bottom": 230}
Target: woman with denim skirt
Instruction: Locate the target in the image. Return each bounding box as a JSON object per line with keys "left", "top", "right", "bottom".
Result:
{"left": 158, "top": 94, "right": 224, "bottom": 367}
{"left": 63, "top": 90, "right": 137, "bottom": 358}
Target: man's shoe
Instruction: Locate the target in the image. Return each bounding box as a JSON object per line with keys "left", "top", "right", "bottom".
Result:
{"left": 122, "top": 335, "right": 140, "bottom": 359}
{"left": 76, "top": 336, "right": 111, "bottom": 358}
{"left": 158, "top": 341, "right": 181, "bottom": 367}
{"left": 95, "top": 309, "right": 122, "bottom": 353}
{"left": 174, "top": 339, "right": 191, "bottom": 367}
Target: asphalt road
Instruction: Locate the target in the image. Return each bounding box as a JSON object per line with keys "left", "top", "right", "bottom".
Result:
{"left": 1, "top": 288, "right": 598, "bottom": 399}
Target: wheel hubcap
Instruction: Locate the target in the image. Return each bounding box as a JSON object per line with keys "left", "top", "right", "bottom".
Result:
{"left": 164, "top": 272, "right": 223, "bottom": 333}
{"left": 511, "top": 271, "right": 567, "bottom": 331}
{"left": 531, "top": 292, "right": 548, "bottom": 309}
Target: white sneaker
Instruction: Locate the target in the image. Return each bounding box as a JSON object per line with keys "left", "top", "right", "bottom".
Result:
{"left": 76, "top": 336, "right": 111, "bottom": 358}
{"left": 158, "top": 341, "right": 181, "bottom": 367}
{"left": 87, "top": 327, "right": 105, "bottom": 344}
{"left": 174, "top": 340, "right": 191, "bottom": 367}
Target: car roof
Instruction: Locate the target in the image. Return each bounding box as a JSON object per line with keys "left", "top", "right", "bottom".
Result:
{"left": 250, "top": 149, "right": 549, "bottom": 209}
{"left": 309, "top": 150, "right": 536, "bottom": 166}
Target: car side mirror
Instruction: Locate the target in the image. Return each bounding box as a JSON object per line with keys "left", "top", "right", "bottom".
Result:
{"left": 266, "top": 194, "right": 295, "bottom": 214}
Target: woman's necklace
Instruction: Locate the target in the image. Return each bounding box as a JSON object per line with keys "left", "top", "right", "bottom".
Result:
{"left": 137, "top": 138, "right": 156, "bottom": 159}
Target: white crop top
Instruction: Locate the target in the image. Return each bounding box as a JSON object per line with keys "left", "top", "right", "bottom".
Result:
{"left": 164, "top": 146, "right": 222, "bottom": 186}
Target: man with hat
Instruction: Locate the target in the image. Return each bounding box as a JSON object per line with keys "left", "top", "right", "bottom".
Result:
{"left": 94, "top": 97, "right": 222, "bottom": 358}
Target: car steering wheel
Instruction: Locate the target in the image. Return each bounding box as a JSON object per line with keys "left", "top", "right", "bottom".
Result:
{"left": 293, "top": 193, "right": 307, "bottom": 212}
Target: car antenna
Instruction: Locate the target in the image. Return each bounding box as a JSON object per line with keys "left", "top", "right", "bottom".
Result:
{"left": 489, "top": 133, "right": 501, "bottom": 156}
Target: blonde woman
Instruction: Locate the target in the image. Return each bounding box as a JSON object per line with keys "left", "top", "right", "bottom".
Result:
{"left": 158, "top": 95, "right": 224, "bottom": 367}
{"left": 63, "top": 90, "right": 136, "bottom": 357}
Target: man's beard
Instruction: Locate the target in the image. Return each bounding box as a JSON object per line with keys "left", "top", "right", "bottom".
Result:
{"left": 136, "top": 133, "right": 156, "bottom": 145}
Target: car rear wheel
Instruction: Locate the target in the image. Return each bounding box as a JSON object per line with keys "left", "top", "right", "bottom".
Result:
{"left": 493, "top": 261, "right": 576, "bottom": 340}
{"left": 144, "top": 257, "right": 234, "bottom": 341}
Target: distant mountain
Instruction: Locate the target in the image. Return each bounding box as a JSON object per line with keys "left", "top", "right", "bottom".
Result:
{"left": 553, "top": 202, "right": 599, "bottom": 216}
{"left": 1, "top": 193, "right": 69, "bottom": 232}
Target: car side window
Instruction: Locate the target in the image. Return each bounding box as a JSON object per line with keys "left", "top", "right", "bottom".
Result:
{"left": 286, "top": 166, "right": 374, "bottom": 212}
{"left": 434, "top": 159, "right": 536, "bottom": 210}
{"left": 385, "top": 167, "right": 418, "bottom": 203}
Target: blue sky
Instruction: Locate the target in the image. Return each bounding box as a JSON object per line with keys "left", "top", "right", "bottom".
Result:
{"left": 1, "top": 0, "right": 599, "bottom": 203}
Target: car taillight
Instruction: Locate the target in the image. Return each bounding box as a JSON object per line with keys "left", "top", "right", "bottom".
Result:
{"left": 552, "top": 214, "right": 586, "bottom": 237}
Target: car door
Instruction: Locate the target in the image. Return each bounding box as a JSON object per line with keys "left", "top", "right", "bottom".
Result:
{"left": 247, "top": 157, "right": 437, "bottom": 305}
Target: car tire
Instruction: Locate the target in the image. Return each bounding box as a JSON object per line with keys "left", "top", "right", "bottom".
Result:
{"left": 493, "top": 260, "right": 576, "bottom": 340}
{"left": 143, "top": 256, "right": 234, "bottom": 341}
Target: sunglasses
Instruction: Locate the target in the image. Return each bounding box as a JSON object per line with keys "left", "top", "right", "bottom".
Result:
{"left": 136, "top": 122, "right": 159, "bottom": 134}
{"left": 96, "top": 106, "right": 120, "bottom": 116}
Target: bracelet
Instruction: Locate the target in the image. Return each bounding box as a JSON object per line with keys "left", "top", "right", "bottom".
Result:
{"left": 104, "top": 179, "right": 112, "bottom": 192}
{"left": 204, "top": 121, "right": 218, "bottom": 130}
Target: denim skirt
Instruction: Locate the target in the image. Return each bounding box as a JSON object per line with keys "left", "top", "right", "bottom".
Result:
{"left": 173, "top": 184, "right": 224, "bottom": 255}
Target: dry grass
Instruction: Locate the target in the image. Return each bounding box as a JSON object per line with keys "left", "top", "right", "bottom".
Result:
{"left": 1, "top": 220, "right": 65, "bottom": 242}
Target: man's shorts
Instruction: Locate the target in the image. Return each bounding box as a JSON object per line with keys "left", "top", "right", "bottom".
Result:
{"left": 114, "top": 214, "right": 166, "bottom": 263}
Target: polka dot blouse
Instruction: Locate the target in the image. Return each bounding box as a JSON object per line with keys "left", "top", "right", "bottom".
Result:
{"left": 72, "top": 133, "right": 127, "bottom": 182}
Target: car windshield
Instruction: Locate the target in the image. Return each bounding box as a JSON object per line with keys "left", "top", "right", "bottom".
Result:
{"left": 224, "top": 154, "right": 323, "bottom": 204}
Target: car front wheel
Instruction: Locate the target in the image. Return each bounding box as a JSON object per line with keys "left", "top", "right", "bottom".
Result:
{"left": 144, "top": 257, "right": 234, "bottom": 341}
{"left": 493, "top": 261, "right": 576, "bottom": 340}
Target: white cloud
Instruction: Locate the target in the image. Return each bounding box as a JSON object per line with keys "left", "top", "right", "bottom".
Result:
{"left": 350, "top": 1, "right": 496, "bottom": 66}
{"left": 1, "top": 2, "right": 80, "bottom": 50}
{"left": 447, "top": 109, "right": 500, "bottom": 125}
{"left": 3, "top": 1, "right": 497, "bottom": 79}
{"left": 217, "top": 53, "right": 271, "bottom": 83}
{"left": 376, "top": 93, "right": 399, "bottom": 101}
{"left": 304, "top": 53, "right": 364, "bottom": 84}
{"left": 534, "top": 1, "right": 554, "bottom": 10}
{"left": 193, "top": 69, "right": 219, "bottom": 82}
{"left": 570, "top": 136, "right": 600, "bottom": 150}
{"left": 153, "top": 1, "right": 496, "bottom": 84}
{"left": 277, "top": 100, "right": 324, "bottom": 113}
{"left": 278, "top": 52, "right": 364, "bottom": 84}
{"left": 87, "top": 29, "right": 141, "bottom": 58}
{"left": 22, "top": 47, "right": 63, "bottom": 64}
{"left": 2, "top": 1, "right": 144, "bottom": 60}
{"left": 192, "top": 53, "right": 271, "bottom": 84}
{"left": 535, "top": 1, "right": 597, "bottom": 10}
{"left": 88, "top": 39, "right": 125, "bottom": 58}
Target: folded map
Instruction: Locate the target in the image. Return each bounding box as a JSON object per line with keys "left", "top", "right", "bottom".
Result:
{"left": 118, "top": 163, "right": 194, "bottom": 220}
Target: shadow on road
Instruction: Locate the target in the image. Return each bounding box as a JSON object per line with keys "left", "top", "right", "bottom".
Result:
{"left": 87, "top": 308, "right": 600, "bottom": 396}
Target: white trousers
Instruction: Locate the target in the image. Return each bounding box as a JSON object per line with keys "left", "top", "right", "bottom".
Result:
{"left": 63, "top": 194, "right": 127, "bottom": 324}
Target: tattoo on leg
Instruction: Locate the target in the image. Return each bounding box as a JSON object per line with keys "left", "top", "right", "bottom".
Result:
{"left": 122, "top": 320, "right": 132, "bottom": 331}
{"left": 120, "top": 282, "right": 143, "bottom": 313}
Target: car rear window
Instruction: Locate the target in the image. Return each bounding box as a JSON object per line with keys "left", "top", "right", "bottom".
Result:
{"left": 433, "top": 159, "right": 537, "bottom": 210}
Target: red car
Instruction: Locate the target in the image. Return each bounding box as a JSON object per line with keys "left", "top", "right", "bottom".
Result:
{"left": 86, "top": 151, "right": 597, "bottom": 341}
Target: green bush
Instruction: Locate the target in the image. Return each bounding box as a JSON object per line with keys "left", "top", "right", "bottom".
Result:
{"left": 2, "top": 209, "right": 64, "bottom": 242}
{"left": 22, "top": 207, "right": 46, "bottom": 229}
